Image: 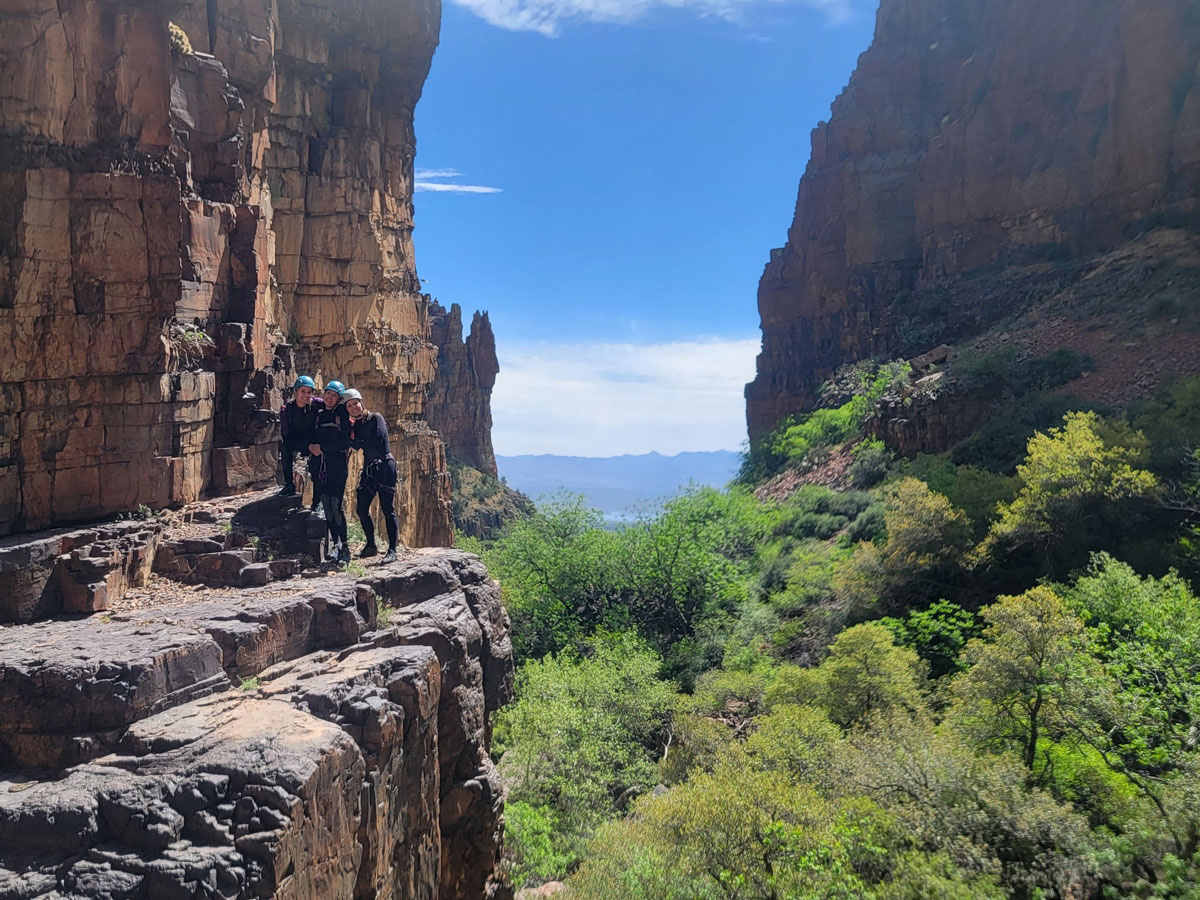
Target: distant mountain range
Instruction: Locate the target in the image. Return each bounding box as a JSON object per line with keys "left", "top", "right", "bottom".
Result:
{"left": 495, "top": 450, "right": 742, "bottom": 520}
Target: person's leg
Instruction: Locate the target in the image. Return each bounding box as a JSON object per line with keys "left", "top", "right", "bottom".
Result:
{"left": 279, "top": 443, "right": 296, "bottom": 495}
{"left": 309, "top": 457, "right": 324, "bottom": 515}
{"left": 320, "top": 492, "right": 339, "bottom": 558}
{"left": 377, "top": 486, "right": 399, "bottom": 563}
{"left": 330, "top": 474, "right": 350, "bottom": 563}
{"left": 356, "top": 484, "right": 378, "bottom": 555}
{"left": 377, "top": 459, "right": 400, "bottom": 563}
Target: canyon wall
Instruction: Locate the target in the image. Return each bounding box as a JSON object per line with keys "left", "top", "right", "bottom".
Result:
{"left": 0, "top": 0, "right": 453, "bottom": 545}
{"left": 746, "top": 0, "right": 1200, "bottom": 441}
{"left": 428, "top": 302, "right": 500, "bottom": 477}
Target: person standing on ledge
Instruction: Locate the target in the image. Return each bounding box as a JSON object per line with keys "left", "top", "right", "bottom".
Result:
{"left": 278, "top": 375, "right": 318, "bottom": 497}
{"left": 309, "top": 380, "right": 351, "bottom": 565}
{"left": 344, "top": 389, "right": 400, "bottom": 565}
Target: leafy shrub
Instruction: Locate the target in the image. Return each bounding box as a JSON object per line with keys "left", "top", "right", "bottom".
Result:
{"left": 849, "top": 439, "right": 892, "bottom": 488}
{"left": 882, "top": 599, "right": 979, "bottom": 679}
{"left": 978, "top": 411, "right": 1159, "bottom": 562}
{"left": 495, "top": 633, "right": 679, "bottom": 882}
{"left": 951, "top": 394, "right": 1092, "bottom": 473}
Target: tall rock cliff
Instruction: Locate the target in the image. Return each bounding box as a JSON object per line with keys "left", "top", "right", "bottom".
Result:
{"left": 0, "top": 0, "right": 453, "bottom": 545}
{"left": 428, "top": 302, "right": 500, "bottom": 477}
{"left": 746, "top": 0, "right": 1200, "bottom": 441}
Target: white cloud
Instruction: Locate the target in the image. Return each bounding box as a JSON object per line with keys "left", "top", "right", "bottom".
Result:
{"left": 451, "top": 0, "right": 857, "bottom": 37}
{"left": 415, "top": 168, "right": 464, "bottom": 179}
{"left": 415, "top": 182, "right": 504, "bottom": 193}
{"left": 491, "top": 336, "right": 760, "bottom": 455}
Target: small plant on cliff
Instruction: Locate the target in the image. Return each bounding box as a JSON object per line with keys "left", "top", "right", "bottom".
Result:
{"left": 168, "top": 22, "right": 193, "bottom": 55}
{"left": 116, "top": 503, "right": 154, "bottom": 521}
{"left": 376, "top": 599, "right": 394, "bottom": 628}
{"left": 163, "top": 318, "right": 215, "bottom": 371}
{"left": 238, "top": 676, "right": 260, "bottom": 691}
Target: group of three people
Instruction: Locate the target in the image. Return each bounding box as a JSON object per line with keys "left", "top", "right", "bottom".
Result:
{"left": 279, "top": 376, "right": 400, "bottom": 566}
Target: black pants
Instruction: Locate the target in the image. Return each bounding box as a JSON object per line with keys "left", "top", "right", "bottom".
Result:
{"left": 357, "top": 457, "right": 399, "bottom": 550}
{"left": 314, "top": 457, "right": 349, "bottom": 547}
{"left": 279, "top": 439, "right": 309, "bottom": 487}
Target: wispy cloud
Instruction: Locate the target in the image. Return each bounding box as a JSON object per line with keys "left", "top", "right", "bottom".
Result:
{"left": 415, "top": 168, "right": 464, "bottom": 179}
{"left": 415, "top": 182, "right": 504, "bottom": 194}
{"left": 451, "top": 0, "right": 859, "bottom": 37}
{"left": 414, "top": 167, "right": 503, "bottom": 194}
{"left": 492, "top": 336, "right": 760, "bottom": 455}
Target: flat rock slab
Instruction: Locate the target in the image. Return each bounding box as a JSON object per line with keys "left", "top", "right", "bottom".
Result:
{"left": 0, "top": 521, "right": 161, "bottom": 624}
{"left": 117, "top": 583, "right": 375, "bottom": 676}
{"left": 0, "top": 692, "right": 364, "bottom": 900}
{"left": 0, "top": 620, "right": 227, "bottom": 768}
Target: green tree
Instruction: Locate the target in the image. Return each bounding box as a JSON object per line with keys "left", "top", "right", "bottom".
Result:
{"left": 839, "top": 478, "right": 972, "bottom": 612}
{"left": 978, "top": 411, "right": 1158, "bottom": 562}
{"left": 481, "top": 495, "right": 624, "bottom": 660}
{"left": 948, "top": 587, "right": 1098, "bottom": 771}
{"left": 766, "top": 623, "right": 928, "bottom": 728}
{"left": 494, "top": 633, "right": 679, "bottom": 882}
{"left": 882, "top": 600, "right": 979, "bottom": 679}
{"left": 1064, "top": 554, "right": 1200, "bottom": 855}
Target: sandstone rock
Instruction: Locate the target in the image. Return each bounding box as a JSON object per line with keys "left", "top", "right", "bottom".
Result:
{"left": 429, "top": 303, "right": 501, "bottom": 477}
{"left": 746, "top": 0, "right": 1200, "bottom": 440}
{"left": 0, "top": 0, "right": 454, "bottom": 547}
{"left": 0, "top": 546, "right": 514, "bottom": 898}
{"left": 0, "top": 620, "right": 227, "bottom": 768}
{"left": 0, "top": 520, "right": 161, "bottom": 624}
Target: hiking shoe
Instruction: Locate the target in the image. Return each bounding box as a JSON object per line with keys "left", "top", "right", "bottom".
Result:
{"left": 326, "top": 543, "right": 341, "bottom": 562}
{"left": 310, "top": 505, "right": 325, "bottom": 520}
{"left": 358, "top": 544, "right": 379, "bottom": 559}
{"left": 380, "top": 548, "right": 398, "bottom": 565}
{"left": 277, "top": 484, "right": 297, "bottom": 497}
{"left": 337, "top": 546, "right": 351, "bottom": 565}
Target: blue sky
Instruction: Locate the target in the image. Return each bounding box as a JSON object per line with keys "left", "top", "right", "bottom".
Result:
{"left": 412, "top": 0, "right": 877, "bottom": 455}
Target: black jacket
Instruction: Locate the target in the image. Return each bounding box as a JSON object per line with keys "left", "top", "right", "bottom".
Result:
{"left": 314, "top": 402, "right": 351, "bottom": 466}
{"left": 280, "top": 399, "right": 318, "bottom": 451}
{"left": 349, "top": 412, "right": 392, "bottom": 465}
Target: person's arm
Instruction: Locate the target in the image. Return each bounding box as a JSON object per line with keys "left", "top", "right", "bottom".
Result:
{"left": 373, "top": 413, "right": 391, "bottom": 456}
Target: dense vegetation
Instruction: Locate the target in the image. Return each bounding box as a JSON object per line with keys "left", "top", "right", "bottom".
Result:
{"left": 465, "top": 372, "right": 1200, "bottom": 899}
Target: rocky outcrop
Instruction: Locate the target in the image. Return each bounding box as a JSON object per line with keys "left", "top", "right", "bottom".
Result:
{"left": 428, "top": 303, "right": 501, "bottom": 477}
{"left": 449, "top": 460, "right": 534, "bottom": 541}
{"left": 0, "top": 543, "right": 513, "bottom": 900}
{"left": 0, "top": 0, "right": 453, "bottom": 546}
{"left": 746, "top": 0, "right": 1200, "bottom": 441}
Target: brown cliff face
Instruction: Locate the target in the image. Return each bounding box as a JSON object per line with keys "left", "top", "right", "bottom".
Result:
{"left": 428, "top": 302, "right": 501, "bottom": 477}
{"left": 746, "top": 0, "right": 1200, "bottom": 441}
{"left": 0, "top": 0, "right": 453, "bottom": 546}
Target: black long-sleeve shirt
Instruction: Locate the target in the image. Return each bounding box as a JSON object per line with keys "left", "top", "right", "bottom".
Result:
{"left": 314, "top": 402, "right": 351, "bottom": 460}
{"left": 349, "top": 412, "right": 392, "bottom": 464}
{"left": 280, "top": 400, "right": 318, "bottom": 451}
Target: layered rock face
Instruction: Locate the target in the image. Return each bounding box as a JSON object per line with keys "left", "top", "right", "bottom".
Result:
{"left": 0, "top": 0, "right": 453, "bottom": 545}
{"left": 428, "top": 302, "right": 500, "bottom": 477}
{"left": 0, "top": 533, "right": 513, "bottom": 899}
{"left": 746, "top": 0, "right": 1200, "bottom": 440}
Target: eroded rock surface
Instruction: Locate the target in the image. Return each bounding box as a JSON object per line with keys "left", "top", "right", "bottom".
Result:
{"left": 0, "top": 0, "right": 453, "bottom": 546}
{"left": 0, "top": 543, "right": 513, "bottom": 899}
{"left": 746, "top": 0, "right": 1200, "bottom": 440}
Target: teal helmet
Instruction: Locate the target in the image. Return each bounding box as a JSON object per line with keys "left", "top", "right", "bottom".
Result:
{"left": 324, "top": 380, "right": 346, "bottom": 396}
{"left": 293, "top": 375, "right": 316, "bottom": 390}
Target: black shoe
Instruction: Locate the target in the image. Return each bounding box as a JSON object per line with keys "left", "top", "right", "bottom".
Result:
{"left": 311, "top": 505, "right": 325, "bottom": 521}
{"left": 337, "top": 546, "right": 351, "bottom": 565}
{"left": 380, "top": 548, "right": 397, "bottom": 565}
{"left": 358, "top": 544, "right": 378, "bottom": 559}
{"left": 278, "top": 484, "right": 297, "bottom": 497}
{"left": 326, "top": 543, "right": 341, "bottom": 562}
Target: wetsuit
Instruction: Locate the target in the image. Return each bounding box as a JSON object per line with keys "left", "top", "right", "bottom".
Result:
{"left": 312, "top": 401, "right": 351, "bottom": 551}
{"left": 349, "top": 411, "right": 399, "bottom": 552}
{"left": 279, "top": 398, "right": 318, "bottom": 491}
